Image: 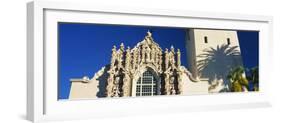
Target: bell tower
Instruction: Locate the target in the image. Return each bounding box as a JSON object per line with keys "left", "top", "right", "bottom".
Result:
{"left": 186, "top": 29, "right": 244, "bottom": 91}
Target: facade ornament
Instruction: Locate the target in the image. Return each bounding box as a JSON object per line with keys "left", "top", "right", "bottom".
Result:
{"left": 158, "top": 52, "right": 163, "bottom": 71}
{"left": 110, "top": 45, "right": 117, "bottom": 68}
{"left": 170, "top": 52, "right": 175, "bottom": 68}
{"left": 112, "top": 85, "right": 120, "bottom": 97}
{"left": 117, "top": 44, "right": 124, "bottom": 70}
{"left": 120, "top": 43, "right": 125, "bottom": 52}
{"left": 177, "top": 49, "right": 181, "bottom": 67}
{"left": 177, "top": 71, "right": 183, "bottom": 94}
{"left": 132, "top": 49, "right": 138, "bottom": 70}
{"left": 170, "top": 76, "right": 176, "bottom": 95}
{"left": 122, "top": 73, "right": 131, "bottom": 97}
{"left": 145, "top": 30, "right": 152, "bottom": 44}
{"left": 164, "top": 72, "right": 170, "bottom": 95}
{"left": 104, "top": 31, "right": 187, "bottom": 97}
{"left": 165, "top": 48, "right": 169, "bottom": 70}
{"left": 171, "top": 45, "right": 175, "bottom": 53}
{"left": 147, "top": 30, "right": 152, "bottom": 37}
{"left": 155, "top": 50, "right": 159, "bottom": 66}
{"left": 112, "top": 76, "right": 121, "bottom": 97}
{"left": 117, "top": 52, "right": 122, "bottom": 70}
{"left": 151, "top": 46, "right": 155, "bottom": 63}
{"left": 113, "top": 76, "right": 120, "bottom": 85}
{"left": 145, "top": 47, "right": 151, "bottom": 62}
{"left": 125, "top": 47, "right": 131, "bottom": 70}
{"left": 141, "top": 45, "right": 145, "bottom": 63}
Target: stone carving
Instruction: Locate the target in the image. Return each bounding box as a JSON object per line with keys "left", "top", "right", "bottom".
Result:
{"left": 125, "top": 47, "right": 131, "bottom": 70}
{"left": 177, "top": 49, "right": 181, "bottom": 67}
{"left": 112, "top": 76, "right": 121, "bottom": 97}
{"left": 122, "top": 73, "right": 130, "bottom": 96}
{"left": 105, "top": 30, "right": 191, "bottom": 97}
{"left": 110, "top": 45, "right": 117, "bottom": 69}
{"left": 165, "top": 48, "right": 169, "bottom": 70}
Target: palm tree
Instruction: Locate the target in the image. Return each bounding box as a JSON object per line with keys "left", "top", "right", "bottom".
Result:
{"left": 247, "top": 67, "right": 259, "bottom": 91}
{"left": 227, "top": 66, "right": 248, "bottom": 92}
{"left": 197, "top": 44, "right": 241, "bottom": 91}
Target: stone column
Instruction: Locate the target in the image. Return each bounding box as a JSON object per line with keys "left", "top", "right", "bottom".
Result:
{"left": 164, "top": 48, "right": 169, "bottom": 70}
{"left": 164, "top": 72, "right": 170, "bottom": 95}
{"left": 125, "top": 47, "right": 131, "bottom": 70}
{"left": 122, "top": 73, "right": 131, "bottom": 97}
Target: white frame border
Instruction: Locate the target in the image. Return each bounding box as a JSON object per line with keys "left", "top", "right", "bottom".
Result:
{"left": 27, "top": 0, "right": 273, "bottom": 122}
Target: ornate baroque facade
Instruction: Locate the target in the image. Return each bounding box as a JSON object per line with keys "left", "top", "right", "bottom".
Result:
{"left": 106, "top": 31, "right": 186, "bottom": 97}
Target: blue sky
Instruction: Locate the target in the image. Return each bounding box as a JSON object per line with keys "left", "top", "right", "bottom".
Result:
{"left": 58, "top": 23, "right": 259, "bottom": 99}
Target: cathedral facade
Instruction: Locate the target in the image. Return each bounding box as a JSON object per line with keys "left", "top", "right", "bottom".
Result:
{"left": 69, "top": 29, "right": 243, "bottom": 99}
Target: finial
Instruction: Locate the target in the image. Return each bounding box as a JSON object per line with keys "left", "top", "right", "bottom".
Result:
{"left": 126, "top": 46, "right": 130, "bottom": 51}
{"left": 120, "top": 43, "right": 125, "bottom": 52}
{"left": 112, "top": 45, "right": 117, "bottom": 52}
{"left": 147, "top": 30, "right": 152, "bottom": 37}
{"left": 170, "top": 45, "right": 175, "bottom": 53}
{"left": 177, "top": 49, "right": 180, "bottom": 53}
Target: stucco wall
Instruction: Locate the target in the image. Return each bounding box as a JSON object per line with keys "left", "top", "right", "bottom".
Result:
{"left": 187, "top": 29, "right": 244, "bottom": 92}
{"left": 69, "top": 80, "right": 98, "bottom": 99}
{"left": 182, "top": 73, "right": 208, "bottom": 95}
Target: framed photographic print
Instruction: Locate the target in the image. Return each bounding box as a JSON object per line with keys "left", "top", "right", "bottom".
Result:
{"left": 27, "top": 0, "right": 273, "bottom": 122}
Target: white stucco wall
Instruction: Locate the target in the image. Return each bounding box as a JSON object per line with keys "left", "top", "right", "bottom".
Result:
{"left": 182, "top": 73, "right": 208, "bottom": 95}
{"left": 69, "top": 80, "right": 98, "bottom": 99}
{"left": 188, "top": 29, "right": 243, "bottom": 78}
{"left": 187, "top": 29, "right": 244, "bottom": 92}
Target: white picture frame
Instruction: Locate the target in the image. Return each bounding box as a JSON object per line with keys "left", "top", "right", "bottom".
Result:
{"left": 27, "top": 0, "right": 273, "bottom": 122}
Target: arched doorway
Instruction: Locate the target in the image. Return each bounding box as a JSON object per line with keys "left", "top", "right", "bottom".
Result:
{"left": 135, "top": 70, "right": 160, "bottom": 96}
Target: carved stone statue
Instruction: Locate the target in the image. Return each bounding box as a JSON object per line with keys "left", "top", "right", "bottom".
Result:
{"left": 177, "top": 71, "right": 183, "bottom": 94}
{"left": 114, "top": 76, "right": 120, "bottom": 85}
{"left": 170, "top": 76, "right": 176, "bottom": 95}
{"left": 122, "top": 74, "right": 130, "bottom": 97}
{"left": 145, "top": 30, "right": 152, "bottom": 44}
{"left": 132, "top": 49, "right": 138, "bottom": 70}
{"left": 110, "top": 45, "right": 117, "bottom": 68}
{"left": 147, "top": 30, "right": 152, "bottom": 37}
{"left": 165, "top": 48, "right": 169, "bottom": 70}
{"left": 125, "top": 47, "right": 131, "bottom": 70}
{"left": 145, "top": 47, "right": 151, "bottom": 62}
{"left": 141, "top": 45, "right": 145, "bottom": 62}
{"left": 170, "top": 46, "right": 175, "bottom": 65}
{"left": 151, "top": 46, "right": 155, "bottom": 63}
{"left": 171, "top": 86, "right": 176, "bottom": 95}
{"left": 158, "top": 52, "right": 163, "bottom": 71}
{"left": 112, "top": 85, "right": 120, "bottom": 97}
{"left": 177, "top": 49, "right": 181, "bottom": 67}
{"left": 120, "top": 43, "right": 125, "bottom": 52}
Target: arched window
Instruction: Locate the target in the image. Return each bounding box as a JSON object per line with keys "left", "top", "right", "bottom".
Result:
{"left": 136, "top": 70, "right": 158, "bottom": 96}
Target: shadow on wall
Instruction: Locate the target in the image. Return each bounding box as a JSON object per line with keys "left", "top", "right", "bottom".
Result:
{"left": 96, "top": 65, "right": 110, "bottom": 97}
{"left": 197, "top": 44, "right": 242, "bottom": 91}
